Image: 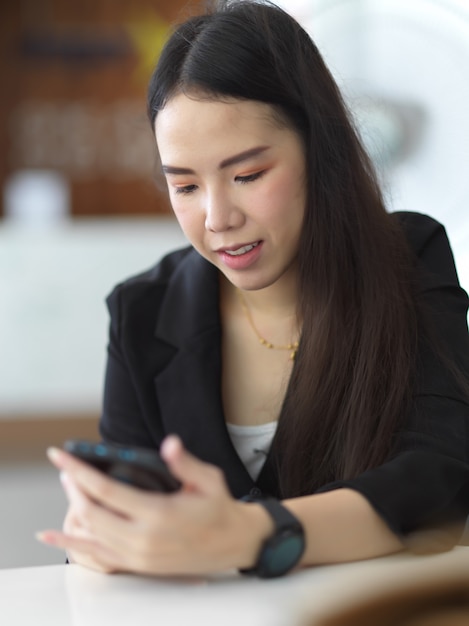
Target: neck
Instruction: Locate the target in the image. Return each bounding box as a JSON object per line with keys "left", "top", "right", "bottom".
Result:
{"left": 221, "top": 273, "right": 300, "bottom": 349}
{"left": 228, "top": 273, "right": 298, "bottom": 319}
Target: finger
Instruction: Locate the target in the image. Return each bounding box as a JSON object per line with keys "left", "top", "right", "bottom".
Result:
{"left": 48, "top": 447, "right": 118, "bottom": 503}
{"left": 60, "top": 471, "right": 112, "bottom": 518}
{"left": 61, "top": 498, "right": 134, "bottom": 571}
{"left": 60, "top": 471, "right": 83, "bottom": 506}
{"left": 48, "top": 447, "right": 159, "bottom": 517}
{"left": 160, "top": 435, "right": 227, "bottom": 496}
{"left": 60, "top": 471, "right": 141, "bottom": 556}
{"left": 36, "top": 530, "right": 119, "bottom": 573}
{"left": 60, "top": 472, "right": 104, "bottom": 522}
{"left": 48, "top": 446, "right": 94, "bottom": 473}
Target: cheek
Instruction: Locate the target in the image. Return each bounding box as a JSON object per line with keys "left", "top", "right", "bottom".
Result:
{"left": 257, "top": 170, "right": 305, "bottom": 221}
{"left": 170, "top": 201, "right": 204, "bottom": 242}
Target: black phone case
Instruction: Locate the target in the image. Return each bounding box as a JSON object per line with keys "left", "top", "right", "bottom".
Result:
{"left": 63, "top": 440, "right": 181, "bottom": 493}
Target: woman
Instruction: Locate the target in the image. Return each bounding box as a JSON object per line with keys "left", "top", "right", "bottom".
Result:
{"left": 39, "top": 0, "right": 469, "bottom": 577}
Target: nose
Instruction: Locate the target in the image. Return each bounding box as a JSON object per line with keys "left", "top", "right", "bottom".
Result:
{"left": 204, "top": 187, "right": 244, "bottom": 232}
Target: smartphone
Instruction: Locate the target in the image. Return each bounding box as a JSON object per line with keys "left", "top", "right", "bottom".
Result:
{"left": 63, "top": 439, "right": 181, "bottom": 493}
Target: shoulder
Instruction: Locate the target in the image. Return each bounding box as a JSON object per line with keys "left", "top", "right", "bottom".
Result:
{"left": 391, "top": 211, "right": 460, "bottom": 286}
{"left": 105, "top": 244, "right": 220, "bottom": 352}
{"left": 105, "top": 245, "right": 198, "bottom": 324}
{"left": 391, "top": 211, "right": 446, "bottom": 254}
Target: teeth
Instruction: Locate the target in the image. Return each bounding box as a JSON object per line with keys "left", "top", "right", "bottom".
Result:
{"left": 225, "top": 243, "right": 258, "bottom": 256}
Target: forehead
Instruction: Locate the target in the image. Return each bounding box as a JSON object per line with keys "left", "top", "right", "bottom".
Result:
{"left": 154, "top": 93, "right": 286, "bottom": 155}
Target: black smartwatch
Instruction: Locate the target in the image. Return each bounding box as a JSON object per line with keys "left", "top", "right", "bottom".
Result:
{"left": 240, "top": 497, "right": 305, "bottom": 578}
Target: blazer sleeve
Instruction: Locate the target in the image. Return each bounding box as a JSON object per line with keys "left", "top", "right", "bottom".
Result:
{"left": 99, "top": 283, "right": 159, "bottom": 447}
{"left": 98, "top": 248, "right": 193, "bottom": 449}
{"left": 319, "top": 213, "right": 469, "bottom": 548}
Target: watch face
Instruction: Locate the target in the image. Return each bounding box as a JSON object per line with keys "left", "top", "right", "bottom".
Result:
{"left": 262, "top": 530, "right": 305, "bottom": 578}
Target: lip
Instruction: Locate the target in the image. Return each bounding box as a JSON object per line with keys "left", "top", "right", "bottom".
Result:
{"left": 215, "top": 240, "right": 261, "bottom": 253}
{"left": 215, "top": 240, "right": 263, "bottom": 270}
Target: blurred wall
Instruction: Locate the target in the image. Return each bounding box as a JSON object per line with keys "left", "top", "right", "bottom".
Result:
{"left": 0, "top": 0, "right": 199, "bottom": 218}
{"left": 279, "top": 0, "right": 469, "bottom": 292}
{"left": 0, "top": 1, "right": 196, "bottom": 443}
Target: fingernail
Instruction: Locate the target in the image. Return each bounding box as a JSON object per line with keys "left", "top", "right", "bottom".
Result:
{"left": 36, "top": 531, "right": 54, "bottom": 544}
{"left": 47, "top": 447, "right": 62, "bottom": 463}
{"left": 161, "top": 434, "right": 180, "bottom": 458}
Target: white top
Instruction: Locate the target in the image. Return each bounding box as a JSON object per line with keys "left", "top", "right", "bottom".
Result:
{"left": 226, "top": 421, "right": 278, "bottom": 481}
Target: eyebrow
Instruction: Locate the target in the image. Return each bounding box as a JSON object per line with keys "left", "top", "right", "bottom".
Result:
{"left": 161, "top": 146, "right": 270, "bottom": 175}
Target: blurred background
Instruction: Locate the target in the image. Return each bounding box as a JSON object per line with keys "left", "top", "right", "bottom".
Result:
{"left": 0, "top": 0, "right": 468, "bottom": 568}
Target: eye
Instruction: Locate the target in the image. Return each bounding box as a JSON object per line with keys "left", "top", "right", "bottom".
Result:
{"left": 174, "top": 184, "right": 198, "bottom": 195}
{"left": 235, "top": 171, "right": 266, "bottom": 184}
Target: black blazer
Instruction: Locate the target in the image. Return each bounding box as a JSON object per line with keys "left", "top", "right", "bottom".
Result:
{"left": 100, "top": 212, "right": 469, "bottom": 544}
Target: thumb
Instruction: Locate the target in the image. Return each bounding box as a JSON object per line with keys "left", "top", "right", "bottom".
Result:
{"left": 160, "top": 435, "right": 226, "bottom": 496}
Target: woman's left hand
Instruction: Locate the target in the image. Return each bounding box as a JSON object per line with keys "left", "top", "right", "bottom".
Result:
{"left": 37, "top": 436, "right": 272, "bottom": 576}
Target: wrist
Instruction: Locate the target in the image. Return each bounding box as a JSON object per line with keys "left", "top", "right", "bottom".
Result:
{"left": 238, "top": 497, "right": 306, "bottom": 578}
{"left": 233, "top": 500, "right": 275, "bottom": 570}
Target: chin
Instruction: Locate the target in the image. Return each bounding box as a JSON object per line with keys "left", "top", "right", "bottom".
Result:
{"left": 228, "top": 275, "right": 279, "bottom": 292}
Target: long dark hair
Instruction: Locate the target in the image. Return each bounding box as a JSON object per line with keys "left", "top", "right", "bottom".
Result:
{"left": 147, "top": 0, "right": 420, "bottom": 497}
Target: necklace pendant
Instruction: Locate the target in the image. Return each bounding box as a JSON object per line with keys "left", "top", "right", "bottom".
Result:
{"left": 238, "top": 288, "right": 299, "bottom": 359}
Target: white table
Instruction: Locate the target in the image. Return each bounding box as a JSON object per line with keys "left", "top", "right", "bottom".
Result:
{"left": 1, "top": 548, "right": 468, "bottom": 626}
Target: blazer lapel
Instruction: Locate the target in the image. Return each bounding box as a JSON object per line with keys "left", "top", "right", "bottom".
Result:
{"left": 153, "top": 249, "right": 254, "bottom": 497}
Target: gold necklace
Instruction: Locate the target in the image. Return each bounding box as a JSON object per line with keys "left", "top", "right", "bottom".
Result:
{"left": 237, "top": 289, "right": 299, "bottom": 361}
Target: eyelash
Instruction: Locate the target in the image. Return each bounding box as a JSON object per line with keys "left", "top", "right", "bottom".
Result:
{"left": 173, "top": 171, "right": 266, "bottom": 195}
{"left": 235, "top": 170, "right": 265, "bottom": 184}
{"left": 174, "top": 185, "right": 197, "bottom": 195}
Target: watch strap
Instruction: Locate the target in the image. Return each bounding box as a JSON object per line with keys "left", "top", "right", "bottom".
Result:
{"left": 255, "top": 497, "right": 303, "bottom": 531}
{"left": 240, "top": 497, "right": 305, "bottom": 578}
